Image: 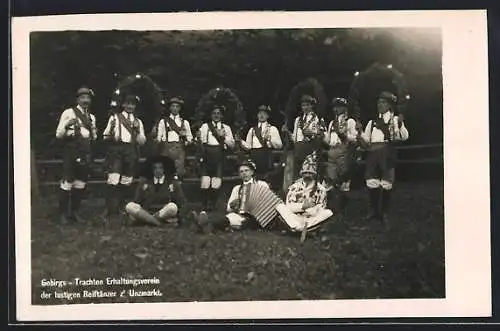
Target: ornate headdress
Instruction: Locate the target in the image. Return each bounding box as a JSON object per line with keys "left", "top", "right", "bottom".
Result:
{"left": 300, "top": 151, "right": 318, "bottom": 176}
{"left": 108, "top": 72, "right": 164, "bottom": 115}
{"left": 194, "top": 86, "right": 246, "bottom": 130}
{"left": 349, "top": 62, "right": 410, "bottom": 121}
{"left": 284, "top": 78, "right": 327, "bottom": 131}
{"left": 239, "top": 158, "right": 257, "bottom": 172}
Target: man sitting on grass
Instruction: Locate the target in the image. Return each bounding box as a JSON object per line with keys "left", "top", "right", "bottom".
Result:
{"left": 275, "top": 151, "right": 333, "bottom": 234}
{"left": 124, "top": 155, "right": 186, "bottom": 226}
{"left": 186, "top": 159, "right": 270, "bottom": 233}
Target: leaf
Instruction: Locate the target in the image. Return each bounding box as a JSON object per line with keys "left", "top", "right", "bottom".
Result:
{"left": 134, "top": 253, "right": 149, "bottom": 260}
{"left": 99, "top": 235, "right": 112, "bottom": 243}
{"left": 245, "top": 271, "right": 255, "bottom": 283}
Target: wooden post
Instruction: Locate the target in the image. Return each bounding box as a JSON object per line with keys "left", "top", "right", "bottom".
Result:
{"left": 31, "top": 148, "right": 39, "bottom": 205}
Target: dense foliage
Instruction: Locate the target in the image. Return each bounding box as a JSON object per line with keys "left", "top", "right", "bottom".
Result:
{"left": 30, "top": 28, "right": 443, "bottom": 158}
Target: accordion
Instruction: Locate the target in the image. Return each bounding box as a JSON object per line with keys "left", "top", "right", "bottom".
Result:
{"left": 239, "top": 183, "right": 284, "bottom": 228}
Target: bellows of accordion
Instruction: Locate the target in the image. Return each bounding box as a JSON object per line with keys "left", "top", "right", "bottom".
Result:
{"left": 245, "top": 184, "right": 284, "bottom": 228}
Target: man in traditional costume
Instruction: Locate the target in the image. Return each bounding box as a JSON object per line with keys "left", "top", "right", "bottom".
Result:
{"left": 102, "top": 94, "right": 147, "bottom": 223}
{"left": 197, "top": 104, "right": 236, "bottom": 213}
{"left": 55, "top": 86, "right": 97, "bottom": 223}
{"left": 240, "top": 104, "right": 283, "bottom": 182}
{"left": 322, "top": 97, "right": 361, "bottom": 216}
{"left": 187, "top": 159, "right": 272, "bottom": 233}
{"left": 124, "top": 155, "right": 186, "bottom": 226}
{"left": 291, "top": 95, "right": 326, "bottom": 178}
{"left": 275, "top": 152, "right": 333, "bottom": 233}
{"left": 360, "top": 91, "right": 409, "bottom": 226}
{"left": 155, "top": 96, "right": 193, "bottom": 182}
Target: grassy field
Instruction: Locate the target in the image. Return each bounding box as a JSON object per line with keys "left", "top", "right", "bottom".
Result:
{"left": 31, "top": 180, "right": 445, "bottom": 305}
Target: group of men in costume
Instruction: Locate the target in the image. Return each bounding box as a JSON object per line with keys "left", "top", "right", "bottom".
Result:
{"left": 54, "top": 85, "right": 409, "bottom": 234}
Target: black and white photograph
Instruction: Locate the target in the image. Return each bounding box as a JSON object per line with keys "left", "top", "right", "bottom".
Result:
{"left": 12, "top": 10, "right": 491, "bottom": 320}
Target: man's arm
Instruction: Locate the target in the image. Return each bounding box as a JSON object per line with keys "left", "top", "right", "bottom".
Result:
{"left": 102, "top": 115, "right": 114, "bottom": 141}
{"left": 285, "top": 183, "right": 305, "bottom": 213}
{"left": 55, "top": 109, "right": 72, "bottom": 139}
{"left": 291, "top": 117, "right": 300, "bottom": 143}
{"left": 184, "top": 120, "right": 193, "bottom": 143}
{"left": 224, "top": 125, "right": 236, "bottom": 148}
{"left": 269, "top": 126, "right": 283, "bottom": 149}
{"left": 90, "top": 114, "right": 98, "bottom": 141}
{"left": 199, "top": 124, "right": 208, "bottom": 144}
{"left": 346, "top": 118, "right": 358, "bottom": 142}
{"left": 241, "top": 128, "right": 252, "bottom": 151}
{"left": 156, "top": 119, "right": 166, "bottom": 142}
{"left": 226, "top": 185, "right": 240, "bottom": 213}
{"left": 393, "top": 116, "right": 409, "bottom": 141}
{"left": 136, "top": 120, "right": 146, "bottom": 145}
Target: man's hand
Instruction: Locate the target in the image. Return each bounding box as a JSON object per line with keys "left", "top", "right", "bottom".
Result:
{"left": 65, "top": 118, "right": 78, "bottom": 129}
{"left": 302, "top": 199, "right": 316, "bottom": 210}
{"left": 179, "top": 129, "right": 187, "bottom": 137}
{"left": 229, "top": 199, "right": 240, "bottom": 211}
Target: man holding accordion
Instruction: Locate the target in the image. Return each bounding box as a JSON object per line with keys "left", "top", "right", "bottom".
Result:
{"left": 187, "top": 159, "right": 283, "bottom": 233}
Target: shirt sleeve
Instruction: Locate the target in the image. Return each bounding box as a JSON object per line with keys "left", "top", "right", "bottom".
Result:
{"left": 285, "top": 183, "right": 304, "bottom": 213}
{"left": 200, "top": 124, "right": 208, "bottom": 144}
{"left": 227, "top": 185, "right": 240, "bottom": 212}
{"left": 156, "top": 119, "right": 165, "bottom": 142}
{"left": 184, "top": 120, "right": 193, "bottom": 143}
{"left": 292, "top": 117, "right": 299, "bottom": 142}
{"left": 393, "top": 116, "right": 409, "bottom": 141}
{"left": 90, "top": 114, "right": 98, "bottom": 140}
{"left": 361, "top": 120, "right": 373, "bottom": 143}
{"left": 55, "top": 109, "right": 70, "bottom": 139}
{"left": 241, "top": 128, "right": 252, "bottom": 150}
{"left": 103, "top": 115, "right": 114, "bottom": 140}
{"left": 346, "top": 118, "right": 358, "bottom": 142}
{"left": 270, "top": 126, "right": 283, "bottom": 149}
{"left": 224, "top": 125, "right": 235, "bottom": 148}
{"left": 136, "top": 119, "right": 146, "bottom": 145}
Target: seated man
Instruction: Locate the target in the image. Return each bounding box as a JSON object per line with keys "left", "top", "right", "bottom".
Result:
{"left": 124, "top": 155, "right": 186, "bottom": 226}
{"left": 187, "top": 159, "right": 271, "bottom": 233}
{"left": 275, "top": 151, "right": 333, "bottom": 233}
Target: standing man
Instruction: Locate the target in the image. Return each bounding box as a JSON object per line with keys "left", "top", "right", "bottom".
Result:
{"left": 291, "top": 95, "right": 325, "bottom": 178}
{"left": 197, "top": 104, "right": 236, "bottom": 214}
{"left": 155, "top": 96, "right": 193, "bottom": 182}
{"left": 240, "top": 104, "right": 283, "bottom": 182}
{"left": 360, "top": 91, "right": 409, "bottom": 227}
{"left": 322, "top": 97, "right": 361, "bottom": 217}
{"left": 102, "top": 94, "right": 147, "bottom": 224}
{"left": 275, "top": 151, "right": 333, "bottom": 233}
{"left": 55, "top": 86, "right": 97, "bottom": 224}
{"left": 124, "top": 155, "right": 186, "bottom": 227}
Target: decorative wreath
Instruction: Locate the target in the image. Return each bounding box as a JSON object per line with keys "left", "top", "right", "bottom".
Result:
{"left": 284, "top": 77, "right": 328, "bottom": 131}
{"left": 108, "top": 72, "right": 166, "bottom": 115}
{"left": 349, "top": 62, "right": 410, "bottom": 119}
{"left": 193, "top": 86, "right": 246, "bottom": 132}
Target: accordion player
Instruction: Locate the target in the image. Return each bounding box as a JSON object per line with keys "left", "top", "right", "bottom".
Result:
{"left": 186, "top": 159, "right": 282, "bottom": 233}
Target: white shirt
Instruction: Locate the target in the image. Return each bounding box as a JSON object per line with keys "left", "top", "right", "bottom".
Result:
{"left": 292, "top": 112, "right": 322, "bottom": 143}
{"left": 153, "top": 175, "right": 165, "bottom": 184}
{"left": 241, "top": 122, "right": 283, "bottom": 150}
{"left": 199, "top": 122, "right": 235, "bottom": 148}
{"left": 156, "top": 114, "right": 193, "bottom": 143}
{"left": 361, "top": 112, "right": 409, "bottom": 143}
{"left": 55, "top": 104, "right": 97, "bottom": 140}
{"left": 226, "top": 179, "right": 269, "bottom": 212}
{"left": 324, "top": 115, "right": 358, "bottom": 147}
{"left": 103, "top": 111, "right": 146, "bottom": 145}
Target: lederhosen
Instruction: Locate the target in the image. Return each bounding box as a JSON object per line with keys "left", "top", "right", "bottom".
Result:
{"left": 159, "top": 116, "right": 187, "bottom": 177}
{"left": 249, "top": 125, "right": 272, "bottom": 177}
{"left": 325, "top": 117, "right": 357, "bottom": 186}
{"left": 294, "top": 114, "right": 320, "bottom": 176}
{"left": 202, "top": 122, "right": 226, "bottom": 178}
{"left": 364, "top": 118, "right": 397, "bottom": 182}
{"left": 106, "top": 113, "right": 140, "bottom": 178}
{"left": 62, "top": 108, "right": 93, "bottom": 183}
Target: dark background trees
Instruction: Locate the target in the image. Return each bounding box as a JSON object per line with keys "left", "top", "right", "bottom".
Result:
{"left": 30, "top": 28, "right": 443, "bottom": 158}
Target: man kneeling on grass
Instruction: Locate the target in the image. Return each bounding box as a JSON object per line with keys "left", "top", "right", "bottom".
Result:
{"left": 187, "top": 159, "right": 276, "bottom": 233}
{"left": 124, "top": 155, "right": 186, "bottom": 226}
{"left": 275, "top": 151, "right": 333, "bottom": 233}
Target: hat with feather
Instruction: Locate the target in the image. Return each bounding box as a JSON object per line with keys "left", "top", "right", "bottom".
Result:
{"left": 284, "top": 78, "right": 327, "bottom": 131}
{"left": 300, "top": 151, "right": 318, "bottom": 176}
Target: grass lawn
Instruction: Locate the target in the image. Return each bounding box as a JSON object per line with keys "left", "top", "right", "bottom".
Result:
{"left": 31, "top": 180, "right": 445, "bottom": 305}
